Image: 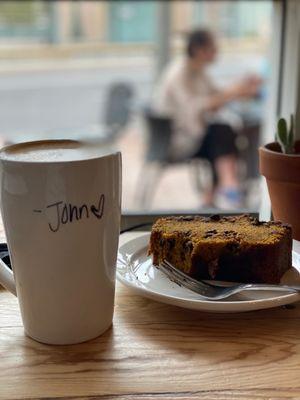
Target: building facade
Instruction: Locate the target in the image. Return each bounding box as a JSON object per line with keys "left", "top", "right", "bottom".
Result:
{"left": 0, "top": 1, "right": 271, "bottom": 44}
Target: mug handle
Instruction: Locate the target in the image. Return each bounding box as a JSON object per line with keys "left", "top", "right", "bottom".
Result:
{"left": 0, "top": 245, "right": 16, "bottom": 296}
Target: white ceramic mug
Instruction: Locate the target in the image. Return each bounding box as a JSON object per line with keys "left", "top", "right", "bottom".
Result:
{"left": 0, "top": 140, "right": 121, "bottom": 344}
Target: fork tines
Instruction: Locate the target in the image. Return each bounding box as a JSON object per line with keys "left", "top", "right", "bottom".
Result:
{"left": 160, "top": 260, "right": 212, "bottom": 295}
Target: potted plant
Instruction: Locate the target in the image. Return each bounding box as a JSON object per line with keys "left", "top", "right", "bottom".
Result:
{"left": 259, "top": 115, "right": 300, "bottom": 240}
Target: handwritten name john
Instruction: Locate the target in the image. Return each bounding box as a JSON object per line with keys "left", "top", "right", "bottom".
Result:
{"left": 34, "top": 194, "right": 105, "bottom": 233}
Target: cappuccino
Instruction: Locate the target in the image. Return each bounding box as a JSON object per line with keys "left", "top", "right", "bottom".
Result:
{"left": 0, "top": 140, "right": 106, "bottom": 162}
{"left": 0, "top": 138, "right": 121, "bottom": 344}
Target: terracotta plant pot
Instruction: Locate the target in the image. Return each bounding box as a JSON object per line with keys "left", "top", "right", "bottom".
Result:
{"left": 259, "top": 140, "right": 300, "bottom": 240}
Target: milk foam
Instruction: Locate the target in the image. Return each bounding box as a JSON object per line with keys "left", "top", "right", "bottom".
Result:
{"left": 0, "top": 140, "right": 109, "bottom": 162}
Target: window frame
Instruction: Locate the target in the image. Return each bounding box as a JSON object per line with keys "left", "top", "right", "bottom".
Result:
{"left": 260, "top": 0, "right": 300, "bottom": 220}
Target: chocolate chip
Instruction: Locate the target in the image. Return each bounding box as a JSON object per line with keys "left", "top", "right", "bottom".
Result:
{"left": 206, "top": 229, "right": 217, "bottom": 234}
{"left": 224, "top": 230, "right": 237, "bottom": 236}
{"left": 208, "top": 258, "right": 219, "bottom": 279}
{"left": 274, "top": 222, "right": 291, "bottom": 229}
{"left": 177, "top": 216, "right": 194, "bottom": 221}
{"left": 167, "top": 239, "right": 175, "bottom": 250}
{"left": 204, "top": 229, "right": 218, "bottom": 238}
{"left": 209, "top": 214, "right": 220, "bottom": 221}
{"left": 251, "top": 218, "right": 262, "bottom": 226}
{"left": 184, "top": 240, "right": 193, "bottom": 251}
{"left": 270, "top": 230, "right": 281, "bottom": 235}
{"left": 226, "top": 242, "right": 240, "bottom": 253}
{"left": 159, "top": 238, "right": 165, "bottom": 246}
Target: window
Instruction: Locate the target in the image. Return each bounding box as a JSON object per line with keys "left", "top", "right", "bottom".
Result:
{"left": 0, "top": 1, "right": 298, "bottom": 217}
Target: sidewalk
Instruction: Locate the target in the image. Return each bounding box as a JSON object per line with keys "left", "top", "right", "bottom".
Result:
{"left": 0, "top": 38, "right": 267, "bottom": 75}
{"left": 117, "top": 124, "right": 262, "bottom": 212}
{"left": 117, "top": 124, "right": 200, "bottom": 211}
{"left": 0, "top": 55, "right": 152, "bottom": 75}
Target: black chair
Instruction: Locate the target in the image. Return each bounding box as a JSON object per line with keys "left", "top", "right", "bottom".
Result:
{"left": 101, "top": 82, "right": 135, "bottom": 142}
{"left": 145, "top": 112, "right": 173, "bottom": 163}
{"left": 136, "top": 110, "right": 210, "bottom": 209}
{"left": 49, "top": 82, "right": 134, "bottom": 144}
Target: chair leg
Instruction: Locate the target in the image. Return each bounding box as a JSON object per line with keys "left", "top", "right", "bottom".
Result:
{"left": 136, "top": 164, "right": 150, "bottom": 209}
{"left": 190, "top": 159, "right": 203, "bottom": 194}
{"left": 189, "top": 159, "right": 211, "bottom": 195}
{"left": 135, "top": 162, "right": 164, "bottom": 210}
{"left": 189, "top": 159, "right": 215, "bottom": 206}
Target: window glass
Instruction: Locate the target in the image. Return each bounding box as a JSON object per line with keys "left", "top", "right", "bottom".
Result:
{"left": 0, "top": 0, "right": 273, "bottom": 213}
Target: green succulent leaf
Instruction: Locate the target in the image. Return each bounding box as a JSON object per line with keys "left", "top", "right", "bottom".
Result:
{"left": 276, "top": 115, "right": 296, "bottom": 154}
{"left": 277, "top": 118, "right": 288, "bottom": 152}
{"left": 277, "top": 118, "right": 288, "bottom": 142}
{"left": 288, "top": 114, "right": 295, "bottom": 148}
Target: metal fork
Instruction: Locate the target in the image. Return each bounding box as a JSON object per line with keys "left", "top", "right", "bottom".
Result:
{"left": 160, "top": 260, "right": 300, "bottom": 300}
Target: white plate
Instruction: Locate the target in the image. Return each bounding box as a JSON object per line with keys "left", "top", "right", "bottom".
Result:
{"left": 117, "top": 233, "right": 300, "bottom": 313}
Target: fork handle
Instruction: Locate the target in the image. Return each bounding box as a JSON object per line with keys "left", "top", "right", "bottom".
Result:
{"left": 244, "top": 284, "right": 300, "bottom": 293}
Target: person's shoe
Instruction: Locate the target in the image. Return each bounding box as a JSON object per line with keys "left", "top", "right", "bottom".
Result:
{"left": 214, "top": 187, "right": 244, "bottom": 210}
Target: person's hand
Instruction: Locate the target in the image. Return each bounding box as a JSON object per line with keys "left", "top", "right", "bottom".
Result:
{"left": 205, "top": 75, "right": 263, "bottom": 112}
{"left": 232, "top": 75, "right": 263, "bottom": 99}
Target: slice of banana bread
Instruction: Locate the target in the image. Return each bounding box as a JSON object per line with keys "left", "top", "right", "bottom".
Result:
{"left": 149, "top": 214, "right": 292, "bottom": 284}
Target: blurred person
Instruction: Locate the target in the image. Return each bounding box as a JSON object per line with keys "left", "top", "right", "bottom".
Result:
{"left": 153, "top": 29, "right": 261, "bottom": 209}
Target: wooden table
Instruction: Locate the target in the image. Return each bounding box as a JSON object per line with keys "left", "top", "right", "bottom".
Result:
{"left": 1, "top": 232, "right": 300, "bottom": 400}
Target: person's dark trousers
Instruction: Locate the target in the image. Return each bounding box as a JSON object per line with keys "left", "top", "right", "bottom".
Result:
{"left": 192, "top": 123, "right": 238, "bottom": 186}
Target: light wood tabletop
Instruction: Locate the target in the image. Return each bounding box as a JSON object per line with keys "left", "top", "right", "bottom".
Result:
{"left": 1, "top": 231, "right": 300, "bottom": 400}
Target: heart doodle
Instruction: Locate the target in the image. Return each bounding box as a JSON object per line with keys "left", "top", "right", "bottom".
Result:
{"left": 90, "top": 194, "right": 105, "bottom": 219}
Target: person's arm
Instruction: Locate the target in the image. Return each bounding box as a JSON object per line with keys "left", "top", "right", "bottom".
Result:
{"left": 203, "top": 75, "right": 262, "bottom": 112}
